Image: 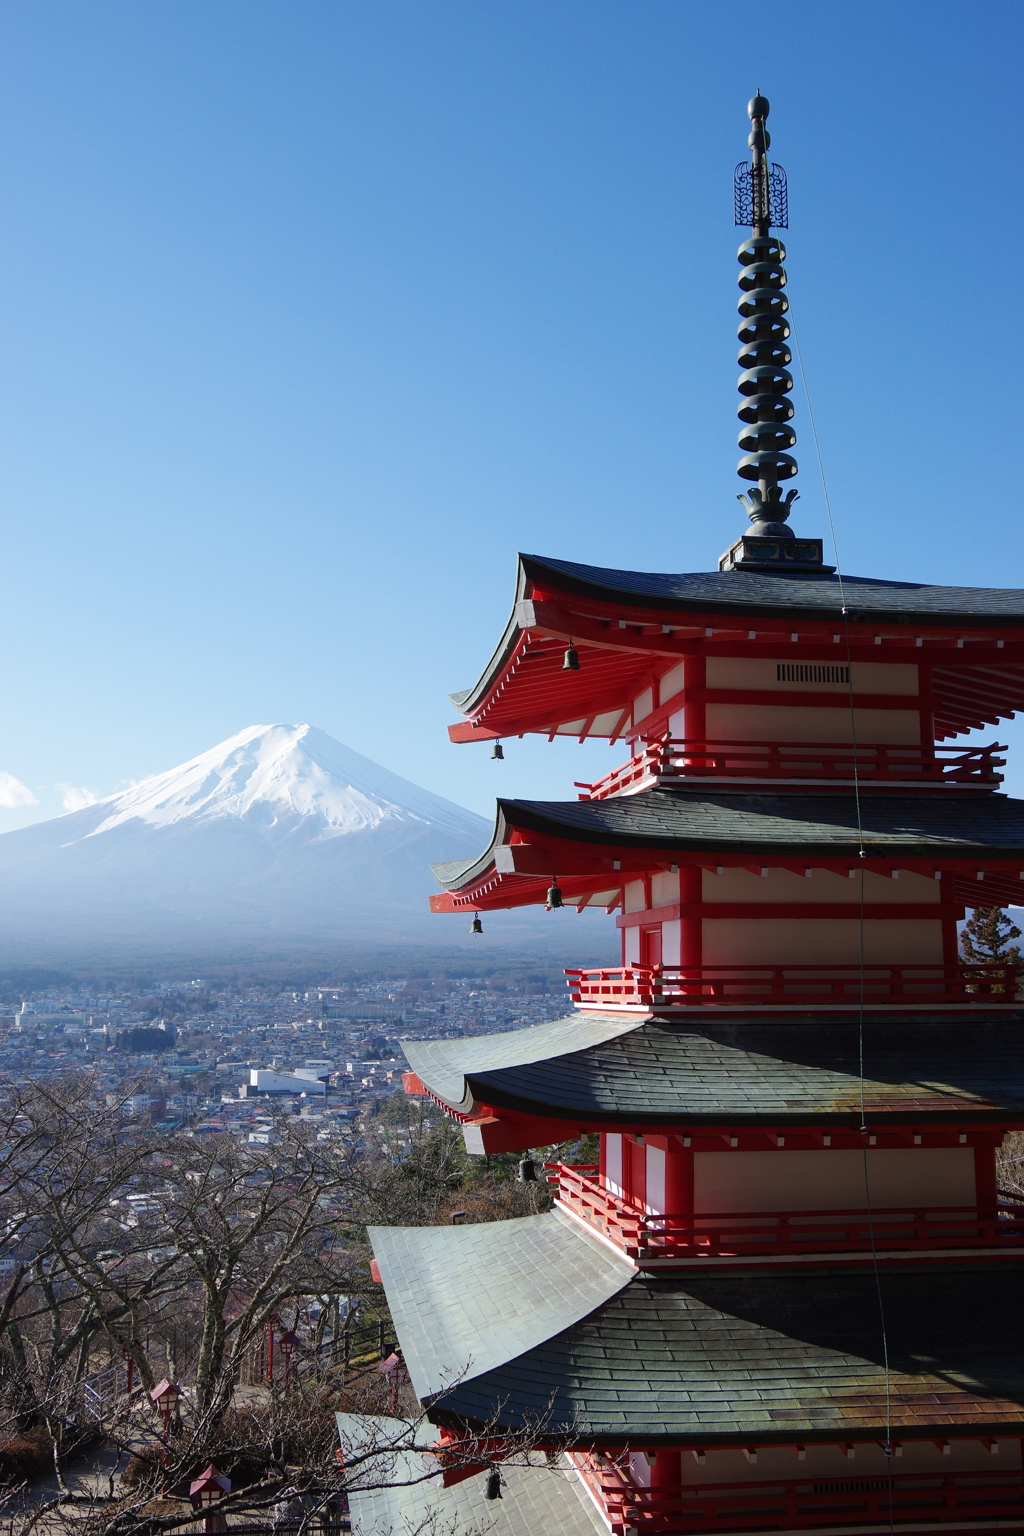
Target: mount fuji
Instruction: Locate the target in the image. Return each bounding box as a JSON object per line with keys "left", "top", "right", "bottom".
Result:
{"left": 0, "top": 725, "right": 506, "bottom": 956}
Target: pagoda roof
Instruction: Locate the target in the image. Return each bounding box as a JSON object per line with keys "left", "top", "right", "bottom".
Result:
{"left": 369, "top": 1210, "right": 634, "bottom": 1400}
{"left": 371, "top": 1213, "right": 1024, "bottom": 1443}
{"left": 337, "top": 1415, "right": 606, "bottom": 1536}
{"left": 448, "top": 554, "right": 1024, "bottom": 742}
{"left": 404, "top": 1012, "right": 1024, "bottom": 1126}
{"left": 430, "top": 788, "right": 1024, "bottom": 912}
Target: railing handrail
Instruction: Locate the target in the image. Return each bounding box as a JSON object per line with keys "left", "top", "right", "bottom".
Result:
{"left": 575, "top": 737, "right": 1006, "bottom": 800}
{"left": 565, "top": 961, "right": 1022, "bottom": 1008}
{"left": 548, "top": 1163, "right": 1024, "bottom": 1259}
{"left": 573, "top": 1453, "right": 1024, "bottom": 1522}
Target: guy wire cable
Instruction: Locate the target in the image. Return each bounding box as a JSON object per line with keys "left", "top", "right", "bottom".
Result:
{"left": 789, "top": 300, "right": 897, "bottom": 1529}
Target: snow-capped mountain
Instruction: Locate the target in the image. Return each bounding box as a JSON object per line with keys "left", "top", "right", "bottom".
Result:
{"left": 82, "top": 723, "right": 481, "bottom": 841}
{"left": 0, "top": 725, "right": 498, "bottom": 955}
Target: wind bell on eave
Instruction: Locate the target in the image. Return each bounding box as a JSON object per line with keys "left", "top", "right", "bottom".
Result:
{"left": 719, "top": 94, "right": 831, "bottom": 574}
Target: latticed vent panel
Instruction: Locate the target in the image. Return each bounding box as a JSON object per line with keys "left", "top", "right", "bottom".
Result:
{"left": 776, "top": 663, "right": 850, "bottom": 684}
{"left": 813, "top": 1481, "right": 890, "bottom": 1495}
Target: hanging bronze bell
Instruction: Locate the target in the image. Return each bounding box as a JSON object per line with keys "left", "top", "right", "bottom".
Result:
{"left": 562, "top": 643, "right": 580, "bottom": 672}
{"left": 470, "top": 914, "right": 483, "bottom": 934}
{"left": 491, "top": 741, "right": 504, "bottom": 759}
{"left": 545, "top": 880, "right": 564, "bottom": 910}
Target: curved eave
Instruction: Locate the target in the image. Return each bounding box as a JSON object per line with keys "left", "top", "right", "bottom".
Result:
{"left": 405, "top": 1014, "right": 1024, "bottom": 1128}
{"left": 428, "top": 791, "right": 1024, "bottom": 913}
{"left": 446, "top": 554, "right": 1024, "bottom": 743}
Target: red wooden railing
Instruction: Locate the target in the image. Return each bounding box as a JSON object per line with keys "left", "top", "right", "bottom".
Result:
{"left": 575, "top": 739, "right": 1005, "bottom": 800}
{"left": 569, "top": 1451, "right": 1024, "bottom": 1534}
{"left": 565, "top": 963, "right": 1021, "bottom": 1010}
{"left": 547, "top": 1163, "right": 1024, "bottom": 1260}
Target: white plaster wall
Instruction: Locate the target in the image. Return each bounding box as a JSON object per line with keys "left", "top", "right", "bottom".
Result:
{"left": 632, "top": 688, "right": 653, "bottom": 725}
{"left": 624, "top": 880, "right": 647, "bottom": 913}
{"left": 661, "top": 919, "right": 682, "bottom": 965}
{"left": 604, "top": 1134, "right": 624, "bottom": 1198}
{"left": 645, "top": 1144, "right": 666, "bottom": 1214}
{"left": 693, "top": 1148, "right": 976, "bottom": 1213}
{"left": 702, "top": 868, "right": 941, "bottom": 905}
{"left": 706, "top": 657, "right": 919, "bottom": 695}
{"left": 652, "top": 871, "right": 680, "bottom": 906}
{"left": 622, "top": 928, "right": 640, "bottom": 964}
{"left": 705, "top": 703, "right": 921, "bottom": 744}
{"left": 700, "top": 917, "right": 943, "bottom": 964}
{"left": 658, "top": 660, "right": 687, "bottom": 704}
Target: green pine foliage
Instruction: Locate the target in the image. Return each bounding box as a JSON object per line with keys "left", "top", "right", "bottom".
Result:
{"left": 960, "top": 906, "right": 1023, "bottom": 996}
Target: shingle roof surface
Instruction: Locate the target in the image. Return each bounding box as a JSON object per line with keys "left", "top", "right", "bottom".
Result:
{"left": 522, "top": 553, "right": 1024, "bottom": 623}
{"left": 432, "top": 1262, "right": 1024, "bottom": 1441}
{"left": 337, "top": 1417, "right": 607, "bottom": 1536}
{"left": 432, "top": 791, "right": 1024, "bottom": 892}
{"left": 404, "top": 1012, "right": 642, "bottom": 1110}
{"left": 369, "top": 1211, "right": 633, "bottom": 1401}
{"left": 501, "top": 789, "right": 1024, "bottom": 855}
{"left": 409, "top": 1012, "right": 1024, "bottom": 1125}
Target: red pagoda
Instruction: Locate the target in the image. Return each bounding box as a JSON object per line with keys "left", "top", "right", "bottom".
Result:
{"left": 365, "top": 95, "right": 1024, "bottom": 1536}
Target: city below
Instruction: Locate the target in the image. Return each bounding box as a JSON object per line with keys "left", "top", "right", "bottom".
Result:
{"left": 0, "top": 966, "right": 571, "bottom": 1139}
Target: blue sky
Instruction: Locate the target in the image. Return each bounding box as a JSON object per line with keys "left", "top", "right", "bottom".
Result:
{"left": 0, "top": 0, "right": 1022, "bottom": 829}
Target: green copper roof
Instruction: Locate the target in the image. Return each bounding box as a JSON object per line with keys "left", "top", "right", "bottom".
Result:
{"left": 405, "top": 1012, "right": 1024, "bottom": 1126}
{"left": 371, "top": 1215, "right": 1024, "bottom": 1443}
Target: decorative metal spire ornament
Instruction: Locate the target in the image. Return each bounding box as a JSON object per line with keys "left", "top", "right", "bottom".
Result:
{"left": 735, "top": 93, "right": 797, "bottom": 533}
{"left": 719, "top": 95, "right": 833, "bottom": 574}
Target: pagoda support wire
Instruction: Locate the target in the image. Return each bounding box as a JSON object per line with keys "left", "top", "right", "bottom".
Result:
{"left": 735, "top": 87, "right": 896, "bottom": 1530}
{"left": 785, "top": 243, "right": 897, "bottom": 1536}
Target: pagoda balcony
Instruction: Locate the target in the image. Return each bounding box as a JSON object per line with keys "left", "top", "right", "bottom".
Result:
{"left": 548, "top": 1163, "right": 1024, "bottom": 1262}
{"left": 570, "top": 1452, "right": 1024, "bottom": 1534}
{"left": 574, "top": 739, "right": 1005, "bottom": 800}
{"left": 565, "top": 962, "right": 1022, "bottom": 1012}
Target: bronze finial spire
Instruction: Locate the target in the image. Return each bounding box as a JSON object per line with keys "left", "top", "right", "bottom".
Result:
{"left": 720, "top": 96, "right": 832, "bottom": 574}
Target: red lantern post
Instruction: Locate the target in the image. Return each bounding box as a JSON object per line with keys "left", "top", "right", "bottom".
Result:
{"left": 190, "top": 1463, "right": 231, "bottom": 1533}
{"left": 278, "top": 1329, "right": 299, "bottom": 1391}
{"left": 149, "top": 1378, "right": 183, "bottom": 1462}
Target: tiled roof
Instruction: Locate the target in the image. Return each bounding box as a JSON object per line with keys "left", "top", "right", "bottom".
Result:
{"left": 426, "top": 1256, "right": 1024, "bottom": 1442}
{"left": 337, "top": 1417, "right": 607, "bottom": 1536}
{"left": 407, "top": 1012, "right": 1024, "bottom": 1125}
{"left": 431, "top": 790, "right": 1024, "bottom": 895}
{"left": 501, "top": 789, "right": 1024, "bottom": 855}
{"left": 521, "top": 553, "right": 1024, "bottom": 623}
{"left": 404, "top": 1012, "right": 643, "bottom": 1111}
{"left": 369, "top": 1210, "right": 633, "bottom": 1401}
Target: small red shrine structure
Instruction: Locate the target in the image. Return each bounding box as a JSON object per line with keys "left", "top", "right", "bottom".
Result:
{"left": 366, "top": 95, "right": 1024, "bottom": 1536}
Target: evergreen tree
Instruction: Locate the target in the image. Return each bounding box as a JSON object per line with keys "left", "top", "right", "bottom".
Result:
{"left": 960, "top": 907, "right": 1023, "bottom": 995}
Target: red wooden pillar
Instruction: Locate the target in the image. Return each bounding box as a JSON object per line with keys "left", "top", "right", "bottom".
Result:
{"left": 684, "top": 654, "right": 706, "bottom": 744}
{"left": 975, "top": 1139, "right": 998, "bottom": 1218}
{"left": 650, "top": 1447, "right": 682, "bottom": 1513}
{"left": 665, "top": 1139, "right": 694, "bottom": 1215}
{"left": 680, "top": 865, "right": 702, "bottom": 975}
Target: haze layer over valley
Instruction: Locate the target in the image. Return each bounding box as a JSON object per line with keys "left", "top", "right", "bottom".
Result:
{"left": 0, "top": 724, "right": 584, "bottom": 961}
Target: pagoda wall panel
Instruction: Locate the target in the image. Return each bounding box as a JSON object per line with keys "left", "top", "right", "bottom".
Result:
{"left": 700, "top": 916, "right": 943, "bottom": 964}
{"left": 702, "top": 868, "right": 942, "bottom": 905}
{"left": 658, "top": 660, "right": 687, "bottom": 704}
{"left": 625, "top": 880, "right": 647, "bottom": 913}
{"left": 705, "top": 701, "right": 922, "bottom": 743}
{"left": 661, "top": 918, "right": 682, "bottom": 964}
{"left": 665, "top": 1437, "right": 1021, "bottom": 1487}
{"left": 706, "top": 657, "right": 919, "bottom": 695}
{"left": 692, "top": 1147, "right": 977, "bottom": 1214}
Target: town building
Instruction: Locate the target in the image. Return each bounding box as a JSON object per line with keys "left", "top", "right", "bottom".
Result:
{"left": 366, "top": 96, "right": 1024, "bottom": 1535}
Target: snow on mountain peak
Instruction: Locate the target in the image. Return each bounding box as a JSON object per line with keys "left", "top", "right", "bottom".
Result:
{"left": 84, "top": 724, "right": 486, "bottom": 841}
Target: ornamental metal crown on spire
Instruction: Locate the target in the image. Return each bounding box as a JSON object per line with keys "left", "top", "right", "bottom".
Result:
{"left": 719, "top": 94, "right": 832, "bottom": 574}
